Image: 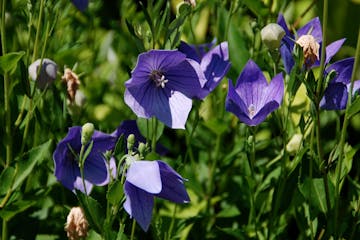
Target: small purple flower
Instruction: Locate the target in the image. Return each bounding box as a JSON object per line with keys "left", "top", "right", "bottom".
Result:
{"left": 277, "top": 14, "right": 345, "bottom": 73}
{"left": 320, "top": 57, "right": 360, "bottom": 110}
{"left": 124, "top": 50, "right": 206, "bottom": 129}
{"left": 53, "top": 127, "right": 117, "bottom": 194}
{"left": 112, "top": 120, "right": 168, "bottom": 155}
{"left": 179, "top": 41, "right": 231, "bottom": 99}
{"left": 71, "top": 0, "right": 88, "bottom": 11}
{"left": 123, "top": 160, "right": 190, "bottom": 231}
{"left": 225, "top": 60, "right": 284, "bottom": 126}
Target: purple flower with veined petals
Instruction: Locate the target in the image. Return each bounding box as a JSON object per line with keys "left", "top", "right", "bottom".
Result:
{"left": 111, "top": 120, "right": 168, "bottom": 155}
{"left": 320, "top": 57, "right": 360, "bottom": 110}
{"left": 53, "top": 127, "right": 117, "bottom": 194}
{"left": 124, "top": 50, "right": 206, "bottom": 129}
{"left": 123, "top": 160, "right": 190, "bottom": 231}
{"left": 225, "top": 60, "right": 284, "bottom": 126}
{"left": 179, "top": 41, "right": 231, "bottom": 99}
{"left": 71, "top": 0, "right": 88, "bottom": 11}
{"left": 277, "top": 14, "right": 346, "bottom": 73}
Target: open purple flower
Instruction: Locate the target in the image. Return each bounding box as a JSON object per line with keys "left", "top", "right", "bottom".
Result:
{"left": 225, "top": 60, "right": 284, "bottom": 126}
{"left": 71, "top": 0, "right": 88, "bottom": 11}
{"left": 53, "top": 127, "right": 117, "bottom": 194}
{"left": 111, "top": 120, "right": 168, "bottom": 155}
{"left": 123, "top": 160, "right": 190, "bottom": 231}
{"left": 179, "top": 41, "right": 231, "bottom": 99}
{"left": 124, "top": 50, "right": 206, "bottom": 129}
{"left": 320, "top": 57, "right": 360, "bottom": 110}
{"left": 277, "top": 14, "right": 345, "bottom": 73}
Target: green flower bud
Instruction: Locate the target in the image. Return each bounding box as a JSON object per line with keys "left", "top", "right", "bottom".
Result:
{"left": 138, "top": 142, "right": 147, "bottom": 158}
{"left": 127, "top": 134, "right": 136, "bottom": 151}
{"left": 260, "top": 23, "right": 285, "bottom": 50}
{"left": 286, "top": 133, "right": 302, "bottom": 155}
{"left": 81, "top": 123, "right": 94, "bottom": 145}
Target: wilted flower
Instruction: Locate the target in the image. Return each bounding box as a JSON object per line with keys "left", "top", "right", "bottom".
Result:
{"left": 53, "top": 126, "right": 117, "bottom": 194}
{"left": 71, "top": 0, "right": 88, "bottom": 11}
{"left": 123, "top": 160, "right": 190, "bottom": 231}
{"left": 179, "top": 41, "right": 231, "bottom": 99}
{"left": 62, "top": 68, "right": 80, "bottom": 103}
{"left": 277, "top": 14, "right": 345, "bottom": 73}
{"left": 124, "top": 50, "right": 205, "bottom": 129}
{"left": 260, "top": 23, "right": 286, "bottom": 50}
{"left": 320, "top": 57, "right": 360, "bottom": 110}
{"left": 65, "top": 207, "right": 88, "bottom": 240}
{"left": 225, "top": 60, "right": 284, "bottom": 126}
{"left": 28, "top": 58, "right": 58, "bottom": 89}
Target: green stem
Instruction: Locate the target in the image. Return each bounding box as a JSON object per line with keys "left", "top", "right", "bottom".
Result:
{"left": 334, "top": 28, "right": 360, "bottom": 237}
{"left": 32, "top": 0, "right": 45, "bottom": 62}
{"left": 130, "top": 218, "right": 136, "bottom": 240}
{"left": 2, "top": 219, "right": 8, "bottom": 240}
{"left": 151, "top": 118, "right": 158, "bottom": 154}
{"left": 167, "top": 205, "right": 177, "bottom": 240}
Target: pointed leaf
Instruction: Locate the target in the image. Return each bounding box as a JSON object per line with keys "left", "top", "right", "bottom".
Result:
{"left": 0, "top": 51, "right": 26, "bottom": 74}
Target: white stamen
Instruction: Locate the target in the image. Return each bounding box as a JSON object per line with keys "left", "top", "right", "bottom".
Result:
{"left": 248, "top": 104, "right": 256, "bottom": 119}
{"left": 158, "top": 75, "right": 168, "bottom": 88}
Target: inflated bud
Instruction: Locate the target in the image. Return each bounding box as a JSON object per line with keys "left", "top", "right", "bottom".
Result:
{"left": 81, "top": 123, "right": 94, "bottom": 145}
{"left": 127, "top": 134, "right": 136, "bottom": 151}
{"left": 296, "top": 35, "right": 320, "bottom": 67}
{"left": 138, "top": 142, "right": 147, "bottom": 158}
{"left": 64, "top": 207, "right": 89, "bottom": 240}
{"left": 260, "top": 23, "right": 285, "bottom": 50}
{"left": 286, "top": 133, "right": 303, "bottom": 155}
{"left": 28, "top": 58, "right": 58, "bottom": 89}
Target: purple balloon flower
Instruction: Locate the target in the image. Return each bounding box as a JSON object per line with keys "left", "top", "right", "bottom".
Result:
{"left": 320, "top": 57, "right": 360, "bottom": 110}
{"left": 277, "top": 14, "right": 345, "bottom": 73}
{"left": 123, "top": 160, "right": 190, "bottom": 231}
{"left": 53, "top": 127, "right": 117, "bottom": 194}
{"left": 124, "top": 50, "right": 206, "bottom": 129}
{"left": 179, "top": 41, "right": 231, "bottom": 99}
{"left": 225, "top": 60, "right": 284, "bottom": 126}
{"left": 71, "top": 0, "right": 88, "bottom": 11}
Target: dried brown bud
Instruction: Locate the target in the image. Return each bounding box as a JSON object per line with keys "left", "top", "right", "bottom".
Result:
{"left": 296, "top": 35, "right": 320, "bottom": 67}
{"left": 64, "top": 207, "right": 88, "bottom": 240}
{"left": 62, "top": 68, "right": 80, "bottom": 103}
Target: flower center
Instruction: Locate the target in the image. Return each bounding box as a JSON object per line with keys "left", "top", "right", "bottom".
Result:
{"left": 296, "top": 34, "right": 320, "bottom": 67}
{"left": 248, "top": 104, "right": 256, "bottom": 119}
{"left": 150, "top": 70, "right": 168, "bottom": 88}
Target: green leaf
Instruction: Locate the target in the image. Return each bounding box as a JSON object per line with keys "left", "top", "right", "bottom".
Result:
{"left": 242, "top": 0, "right": 269, "bottom": 17}
{"left": 76, "top": 191, "right": 105, "bottom": 235}
{"left": 0, "top": 51, "right": 26, "bottom": 75}
{"left": 12, "top": 139, "right": 52, "bottom": 191}
{"left": 107, "top": 180, "right": 124, "bottom": 205}
{"left": 0, "top": 167, "right": 15, "bottom": 197}
{"left": 0, "top": 199, "right": 35, "bottom": 221}
{"left": 347, "top": 95, "right": 360, "bottom": 119}
{"left": 299, "top": 178, "right": 334, "bottom": 214}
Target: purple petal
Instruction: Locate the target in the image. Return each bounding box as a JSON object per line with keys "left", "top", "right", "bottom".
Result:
{"left": 250, "top": 101, "right": 281, "bottom": 126}
{"left": 154, "top": 161, "right": 190, "bottom": 203}
{"left": 258, "top": 73, "right": 284, "bottom": 107}
{"left": 73, "top": 177, "right": 93, "bottom": 194}
{"left": 71, "top": 0, "right": 88, "bottom": 11}
{"left": 201, "top": 42, "right": 231, "bottom": 95}
{"left": 178, "top": 41, "right": 201, "bottom": 63}
{"left": 320, "top": 82, "right": 348, "bottom": 110}
{"left": 124, "top": 87, "right": 152, "bottom": 119}
{"left": 279, "top": 43, "right": 295, "bottom": 74}
{"left": 297, "top": 17, "right": 322, "bottom": 43}
{"left": 126, "top": 161, "right": 162, "bottom": 194}
{"left": 326, "top": 57, "right": 354, "bottom": 84}
{"left": 277, "top": 14, "right": 294, "bottom": 47}
{"left": 235, "top": 60, "right": 268, "bottom": 108}
{"left": 325, "top": 39, "right": 346, "bottom": 64}
{"left": 225, "top": 80, "right": 254, "bottom": 125}
{"left": 166, "top": 58, "right": 206, "bottom": 98}
{"left": 124, "top": 181, "right": 154, "bottom": 232}
{"left": 349, "top": 80, "right": 360, "bottom": 95}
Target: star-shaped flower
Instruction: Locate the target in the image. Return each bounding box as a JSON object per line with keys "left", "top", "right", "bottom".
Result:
{"left": 123, "top": 160, "right": 190, "bottom": 231}
{"left": 320, "top": 57, "right": 360, "bottom": 110}
{"left": 53, "top": 127, "right": 117, "bottom": 194}
{"left": 277, "top": 14, "right": 345, "bottom": 73}
{"left": 179, "top": 41, "right": 231, "bottom": 99}
{"left": 124, "top": 50, "right": 205, "bottom": 129}
{"left": 225, "top": 60, "right": 284, "bottom": 126}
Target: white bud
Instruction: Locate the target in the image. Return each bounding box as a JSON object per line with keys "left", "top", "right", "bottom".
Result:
{"left": 286, "top": 133, "right": 303, "bottom": 155}
{"left": 28, "top": 58, "right": 58, "bottom": 89}
{"left": 260, "top": 23, "right": 286, "bottom": 50}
